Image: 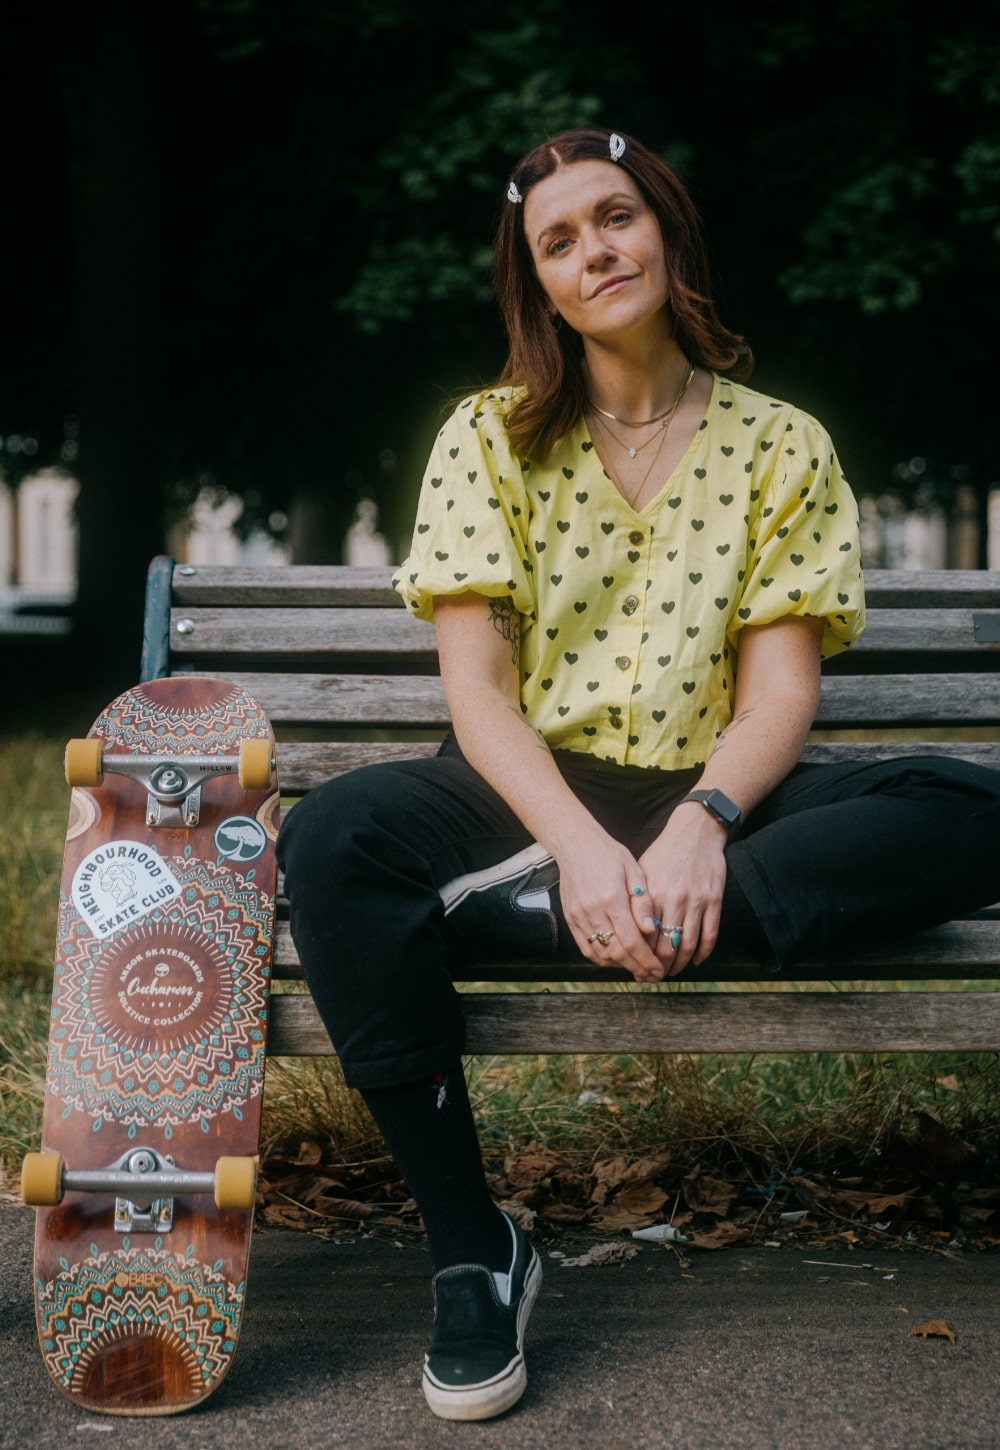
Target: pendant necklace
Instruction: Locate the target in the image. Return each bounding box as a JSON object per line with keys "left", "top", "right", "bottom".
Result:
{"left": 587, "top": 364, "right": 696, "bottom": 508}
{"left": 589, "top": 410, "right": 668, "bottom": 460}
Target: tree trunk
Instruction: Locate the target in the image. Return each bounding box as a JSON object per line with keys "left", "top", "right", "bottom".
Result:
{"left": 71, "top": 1, "right": 165, "bottom": 691}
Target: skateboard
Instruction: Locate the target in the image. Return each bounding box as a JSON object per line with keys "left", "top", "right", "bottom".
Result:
{"left": 22, "top": 676, "right": 279, "bottom": 1415}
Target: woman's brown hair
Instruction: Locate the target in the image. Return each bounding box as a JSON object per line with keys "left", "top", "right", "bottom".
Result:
{"left": 491, "top": 128, "right": 753, "bottom": 461}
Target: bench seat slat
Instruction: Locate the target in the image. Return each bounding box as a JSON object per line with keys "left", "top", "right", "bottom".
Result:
{"left": 269, "top": 918, "right": 1000, "bottom": 978}
{"left": 268, "top": 990, "right": 1000, "bottom": 1056}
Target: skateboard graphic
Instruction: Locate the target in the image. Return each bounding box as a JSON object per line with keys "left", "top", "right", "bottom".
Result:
{"left": 22, "top": 677, "right": 278, "bottom": 1416}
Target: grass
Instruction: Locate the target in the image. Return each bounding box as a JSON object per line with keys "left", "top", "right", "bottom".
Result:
{"left": 2, "top": 717, "right": 999, "bottom": 1214}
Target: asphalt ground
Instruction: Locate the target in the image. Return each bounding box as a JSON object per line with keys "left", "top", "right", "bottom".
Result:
{"left": 2, "top": 1202, "right": 998, "bottom": 1450}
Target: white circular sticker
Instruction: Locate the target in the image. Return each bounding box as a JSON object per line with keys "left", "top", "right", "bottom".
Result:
{"left": 71, "top": 840, "right": 182, "bottom": 940}
{"left": 214, "top": 815, "right": 268, "bottom": 862}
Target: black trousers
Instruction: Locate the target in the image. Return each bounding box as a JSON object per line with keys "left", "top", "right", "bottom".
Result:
{"left": 276, "top": 741, "right": 1000, "bottom": 1091}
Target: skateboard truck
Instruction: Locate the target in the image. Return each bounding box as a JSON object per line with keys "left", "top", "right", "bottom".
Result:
{"left": 112, "top": 1149, "right": 179, "bottom": 1232}
{"left": 64, "top": 738, "right": 275, "bottom": 827}
{"left": 22, "top": 1146, "right": 258, "bottom": 1225}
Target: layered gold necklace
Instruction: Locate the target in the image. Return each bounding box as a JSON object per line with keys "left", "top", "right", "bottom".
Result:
{"left": 587, "top": 363, "right": 695, "bottom": 507}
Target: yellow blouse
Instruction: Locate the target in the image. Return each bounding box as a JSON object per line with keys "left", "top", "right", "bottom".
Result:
{"left": 393, "top": 373, "right": 865, "bottom": 770}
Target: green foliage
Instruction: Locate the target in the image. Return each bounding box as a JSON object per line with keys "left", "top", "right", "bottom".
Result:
{"left": 779, "top": 161, "right": 953, "bottom": 314}
{"left": 0, "top": 735, "right": 66, "bottom": 987}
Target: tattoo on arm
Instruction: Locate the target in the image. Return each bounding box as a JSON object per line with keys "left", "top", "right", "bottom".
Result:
{"left": 709, "top": 708, "right": 754, "bottom": 756}
{"left": 506, "top": 704, "right": 552, "bottom": 753}
{"left": 489, "top": 596, "right": 520, "bottom": 665}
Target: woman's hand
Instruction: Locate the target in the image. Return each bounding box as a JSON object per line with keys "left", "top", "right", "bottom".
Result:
{"left": 632, "top": 807, "right": 730, "bottom": 976}
{"left": 554, "top": 828, "right": 664, "bottom": 981}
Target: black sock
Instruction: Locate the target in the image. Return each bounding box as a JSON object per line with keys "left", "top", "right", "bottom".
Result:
{"left": 361, "top": 1061, "right": 512, "bottom": 1275}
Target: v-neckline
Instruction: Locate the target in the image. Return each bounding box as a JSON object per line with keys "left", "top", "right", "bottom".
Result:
{"left": 582, "top": 371, "right": 715, "bottom": 517}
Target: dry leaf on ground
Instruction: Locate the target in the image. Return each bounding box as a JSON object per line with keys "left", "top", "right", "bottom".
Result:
{"left": 560, "top": 1241, "right": 638, "bottom": 1268}
{"left": 690, "top": 1222, "right": 753, "bottom": 1250}
{"left": 682, "top": 1163, "right": 738, "bottom": 1216}
{"left": 615, "top": 1180, "right": 668, "bottom": 1216}
{"left": 911, "top": 1319, "right": 956, "bottom": 1344}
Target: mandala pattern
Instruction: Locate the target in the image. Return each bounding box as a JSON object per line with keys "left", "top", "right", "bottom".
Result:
{"left": 94, "top": 682, "right": 272, "bottom": 751}
{"left": 37, "top": 1243, "right": 243, "bottom": 1395}
{"left": 50, "top": 856, "right": 272, "bottom": 1128}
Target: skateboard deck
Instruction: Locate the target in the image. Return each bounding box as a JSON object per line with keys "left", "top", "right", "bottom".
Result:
{"left": 23, "top": 676, "right": 279, "bottom": 1415}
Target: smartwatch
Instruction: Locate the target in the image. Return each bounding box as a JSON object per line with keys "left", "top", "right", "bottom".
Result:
{"left": 678, "top": 788, "right": 742, "bottom": 837}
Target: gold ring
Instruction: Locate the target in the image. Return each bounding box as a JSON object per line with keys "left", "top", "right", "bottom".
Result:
{"left": 587, "top": 930, "right": 614, "bottom": 947}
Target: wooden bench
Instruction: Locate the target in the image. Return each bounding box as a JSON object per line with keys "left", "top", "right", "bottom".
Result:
{"left": 141, "top": 559, "right": 1000, "bottom": 1059}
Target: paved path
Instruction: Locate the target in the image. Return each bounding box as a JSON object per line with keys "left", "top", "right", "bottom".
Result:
{"left": 2, "top": 1203, "right": 998, "bottom": 1449}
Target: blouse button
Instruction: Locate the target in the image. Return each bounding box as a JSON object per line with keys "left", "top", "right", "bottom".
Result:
{"left": 623, "top": 594, "right": 639, "bottom": 615}
{"left": 610, "top": 715, "right": 624, "bottom": 730}
{"left": 615, "top": 656, "right": 631, "bottom": 670}
{"left": 628, "top": 530, "right": 644, "bottom": 545}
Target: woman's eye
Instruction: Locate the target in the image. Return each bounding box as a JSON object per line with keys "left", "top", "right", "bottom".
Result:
{"left": 608, "top": 210, "right": 631, "bottom": 227}
{"left": 548, "top": 237, "right": 572, "bottom": 256}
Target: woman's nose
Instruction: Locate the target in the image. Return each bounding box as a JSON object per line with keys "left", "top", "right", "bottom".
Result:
{"left": 581, "top": 226, "right": 614, "bottom": 266}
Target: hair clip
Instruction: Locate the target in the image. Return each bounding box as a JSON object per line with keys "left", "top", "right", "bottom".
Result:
{"left": 609, "top": 133, "right": 626, "bottom": 161}
{"left": 506, "top": 180, "right": 523, "bottom": 204}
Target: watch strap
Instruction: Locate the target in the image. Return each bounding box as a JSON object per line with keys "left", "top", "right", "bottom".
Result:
{"left": 679, "top": 788, "right": 741, "bottom": 834}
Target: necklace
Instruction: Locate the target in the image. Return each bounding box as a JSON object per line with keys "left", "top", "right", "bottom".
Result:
{"left": 589, "top": 364, "right": 696, "bottom": 509}
{"left": 588, "top": 362, "right": 695, "bottom": 429}
{"left": 589, "top": 410, "right": 668, "bottom": 459}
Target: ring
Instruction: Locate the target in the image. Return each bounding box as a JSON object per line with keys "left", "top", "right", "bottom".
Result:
{"left": 587, "top": 930, "right": 614, "bottom": 947}
{"left": 662, "top": 924, "right": 683, "bottom": 950}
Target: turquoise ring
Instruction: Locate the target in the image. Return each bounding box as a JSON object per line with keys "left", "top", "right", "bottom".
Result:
{"left": 663, "top": 924, "right": 683, "bottom": 950}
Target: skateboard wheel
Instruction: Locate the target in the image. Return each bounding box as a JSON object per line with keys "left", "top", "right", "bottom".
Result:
{"left": 65, "top": 738, "right": 104, "bottom": 787}
{"left": 21, "top": 1152, "right": 65, "bottom": 1206}
{"left": 238, "top": 737, "right": 273, "bottom": 790}
{"left": 214, "top": 1156, "right": 257, "bottom": 1210}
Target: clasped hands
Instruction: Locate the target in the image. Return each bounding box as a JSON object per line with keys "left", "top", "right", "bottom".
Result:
{"left": 561, "top": 813, "right": 729, "bottom": 981}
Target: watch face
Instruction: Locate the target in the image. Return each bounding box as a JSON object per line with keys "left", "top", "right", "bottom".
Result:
{"left": 705, "top": 790, "right": 741, "bottom": 828}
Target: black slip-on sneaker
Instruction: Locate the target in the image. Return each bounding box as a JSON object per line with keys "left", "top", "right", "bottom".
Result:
{"left": 422, "top": 1213, "right": 542, "bottom": 1421}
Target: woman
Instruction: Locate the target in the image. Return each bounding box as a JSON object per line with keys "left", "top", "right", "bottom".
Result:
{"left": 278, "top": 128, "right": 1000, "bottom": 1422}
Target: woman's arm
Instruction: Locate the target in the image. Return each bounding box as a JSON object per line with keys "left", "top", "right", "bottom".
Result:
{"left": 434, "top": 593, "right": 663, "bottom": 977}
{"left": 635, "top": 613, "right": 825, "bottom": 974}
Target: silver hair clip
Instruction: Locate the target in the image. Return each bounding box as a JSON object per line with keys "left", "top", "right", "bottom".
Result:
{"left": 506, "top": 180, "right": 523, "bottom": 204}
{"left": 609, "top": 133, "right": 626, "bottom": 161}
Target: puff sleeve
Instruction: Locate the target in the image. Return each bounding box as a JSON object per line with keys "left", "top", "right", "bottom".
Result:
{"left": 733, "top": 411, "right": 865, "bottom": 658}
{"left": 392, "top": 393, "right": 536, "bottom": 623}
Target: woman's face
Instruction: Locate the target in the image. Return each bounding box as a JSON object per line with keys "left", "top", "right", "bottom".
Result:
{"left": 523, "top": 159, "right": 671, "bottom": 344}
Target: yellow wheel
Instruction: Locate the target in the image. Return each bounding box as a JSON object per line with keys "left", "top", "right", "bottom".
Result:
{"left": 238, "top": 737, "right": 273, "bottom": 790}
{"left": 21, "top": 1152, "right": 65, "bottom": 1207}
{"left": 214, "top": 1156, "right": 257, "bottom": 1211}
{"left": 65, "top": 738, "right": 104, "bottom": 787}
